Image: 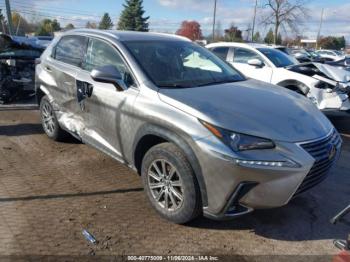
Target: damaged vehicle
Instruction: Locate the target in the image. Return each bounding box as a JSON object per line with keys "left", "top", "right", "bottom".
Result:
{"left": 0, "top": 34, "right": 46, "bottom": 104}
{"left": 275, "top": 47, "right": 325, "bottom": 63}
{"left": 207, "top": 42, "right": 350, "bottom": 114}
{"left": 326, "top": 58, "right": 350, "bottom": 72}
{"left": 316, "top": 49, "right": 346, "bottom": 62}
{"left": 36, "top": 30, "right": 341, "bottom": 223}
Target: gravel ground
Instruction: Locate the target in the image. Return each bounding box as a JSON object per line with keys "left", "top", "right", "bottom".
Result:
{"left": 0, "top": 109, "right": 349, "bottom": 260}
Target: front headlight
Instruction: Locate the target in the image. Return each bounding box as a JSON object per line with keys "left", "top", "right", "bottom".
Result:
{"left": 200, "top": 120, "right": 300, "bottom": 168}
{"left": 200, "top": 120, "right": 275, "bottom": 152}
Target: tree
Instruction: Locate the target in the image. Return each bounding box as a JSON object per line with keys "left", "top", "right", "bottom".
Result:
{"left": 264, "top": 28, "right": 274, "bottom": 44}
{"left": 85, "top": 21, "right": 97, "bottom": 29}
{"left": 319, "top": 36, "right": 346, "bottom": 50}
{"left": 12, "top": 12, "right": 32, "bottom": 35}
{"left": 214, "top": 20, "right": 223, "bottom": 41}
{"left": 35, "top": 19, "right": 61, "bottom": 36}
{"left": 276, "top": 33, "right": 282, "bottom": 44}
{"left": 117, "top": 0, "right": 149, "bottom": 31}
{"left": 261, "top": 0, "right": 309, "bottom": 44}
{"left": 64, "top": 23, "right": 75, "bottom": 30}
{"left": 224, "top": 24, "right": 243, "bottom": 42}
{"left": 0, "top": 9, "right": 8, "bottom": 34}
{"left": 99, "top": 13, "right": 113, "bottom": 30}
{"left": 51, "top": 19, "right": 61, "bottom": 31}
{"left": 176, "top": 21, "right": 203, "bottom": 41}
{"left": 252, "top": 31, "right": 261, "bottom": 42}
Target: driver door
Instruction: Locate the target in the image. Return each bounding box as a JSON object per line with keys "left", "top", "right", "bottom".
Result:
{"left": 230, "top": 47, "right": 273, "bottom": 83}
{"left": 75, "top": 37, "right": 139, "bottom": 161}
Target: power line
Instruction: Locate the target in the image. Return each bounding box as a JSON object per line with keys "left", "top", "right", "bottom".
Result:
{"left": 10, "top": 4, "right": 103, "bottom": 19}
{"left": 9, "top": 0, "right": 101, "bottom": 16}
{"left": 13, "top": 9, "right": 94, "bottom": 22}
{"left": 11, "top": 7, "right": 101, "bottom": 20}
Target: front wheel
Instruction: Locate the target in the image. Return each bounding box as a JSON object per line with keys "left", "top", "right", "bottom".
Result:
{"left": 141, "top": 143, "right": 201, "bottom": 224}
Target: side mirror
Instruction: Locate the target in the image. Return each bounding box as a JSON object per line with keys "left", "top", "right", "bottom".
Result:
{"left": 90, "top": 65, "right": 126, "bottom": 91}
{"left": 248, "top": 58, "right": 264, "bottom": 68}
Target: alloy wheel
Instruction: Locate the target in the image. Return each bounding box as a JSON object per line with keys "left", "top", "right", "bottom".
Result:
{"left": 147, "top": 159, "right": 184, "bottom": 211}
{"left": 41, "top": 101, "right": 55, "bottom": 135}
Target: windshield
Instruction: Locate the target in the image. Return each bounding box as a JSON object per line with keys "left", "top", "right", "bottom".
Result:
{"left": 334, "top": 50, "right": 343, "bottom": 56}
{"left": 258, "top": 48, "right": 297, "bottom": 67}
{"left": 276, "top": 47, "right": 292, "bottom": 55}
{"left": 123, "top": 40, "right": 245, "bottom": 88}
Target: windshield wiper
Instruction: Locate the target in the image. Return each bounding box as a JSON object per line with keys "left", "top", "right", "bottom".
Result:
{"left": 159, "top": 84, "right": 192, "bottom": 88}
{"left": 196, "top": 79, "right": 239, "bottom": 87}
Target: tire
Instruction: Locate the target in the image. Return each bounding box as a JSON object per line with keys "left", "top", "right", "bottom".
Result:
{"left": 141, "top": 142, "right": 201, "bottom": 224}
{"left": 39, "top": 95, "right": 68, "bottom": 141}
{"left": 285, "top": 85, "right": 308, "bottom": 96}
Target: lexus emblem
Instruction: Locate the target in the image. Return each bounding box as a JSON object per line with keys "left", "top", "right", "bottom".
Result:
{"left": 328, "top": 144, "right": 337, "bottom": 160}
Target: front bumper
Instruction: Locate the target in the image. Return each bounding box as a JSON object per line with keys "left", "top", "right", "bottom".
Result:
{"left": 193, "top": 129, "right": 342, "bottom": 220}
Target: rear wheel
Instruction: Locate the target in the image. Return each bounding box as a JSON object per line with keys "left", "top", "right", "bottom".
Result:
{"left": 40, "top": 95, "right": 68, "bottom": 141}
{"left": 141, "top": 143, "right": 201, "bottom": 224}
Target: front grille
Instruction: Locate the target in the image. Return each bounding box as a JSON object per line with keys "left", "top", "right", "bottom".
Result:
{"left": 294, "top": 129, "right": 342, "bottom": 197}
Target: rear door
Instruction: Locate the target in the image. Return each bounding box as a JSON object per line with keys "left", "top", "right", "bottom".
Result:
{"left": 75, "top": 37, "right": 139, "bottom": 160}
{"left": 44, "top": 35, "right": 88, "bottom": 135}
{"left": 231, "top": 47, "right": 273, "bottom": 83}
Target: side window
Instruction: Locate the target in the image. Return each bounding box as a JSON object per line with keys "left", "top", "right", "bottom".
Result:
{"left": 211, "top": 47, "right": 229, "bottom": 61}
{"left": 233, "top": 48, "right": 262, "bottom": 64}
{"left": 54, "top": 35, "right": 87, "bottom": 67}
{"left": 83, "top": 38, "right": 135, "bottom": 87}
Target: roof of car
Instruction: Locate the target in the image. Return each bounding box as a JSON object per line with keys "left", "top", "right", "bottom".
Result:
{"left": 65, "top": 29, "right": 190, "bottom": 42}
{"left": 206, "top": 42, "right": 276, "bottom": 50}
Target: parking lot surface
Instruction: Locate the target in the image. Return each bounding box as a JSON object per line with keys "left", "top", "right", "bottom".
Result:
{"left": 0, "top": 109, "right": 349, "bottom": 258}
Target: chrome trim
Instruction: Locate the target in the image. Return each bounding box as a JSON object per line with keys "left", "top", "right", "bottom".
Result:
{"left": 296, "top": 128, "right": 334, "bottom": 146}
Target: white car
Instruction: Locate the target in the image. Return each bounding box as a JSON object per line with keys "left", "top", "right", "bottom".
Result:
{"left": 206, "top": 42, "right": 350, "bottom": 114}
{"left": 315, "top": 50, "right": 345, "bottom": 62}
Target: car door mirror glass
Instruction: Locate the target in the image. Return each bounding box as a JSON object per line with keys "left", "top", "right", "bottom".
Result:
{"left": 248, "top": 59, "right": 264, "bottom": 68}
{"left": 90, "top": 65, "right": 126, "bottom": 91}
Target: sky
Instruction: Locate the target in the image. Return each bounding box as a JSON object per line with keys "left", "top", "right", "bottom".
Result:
{"left": 4, "top": 0, "right": 350, "bottom": 42}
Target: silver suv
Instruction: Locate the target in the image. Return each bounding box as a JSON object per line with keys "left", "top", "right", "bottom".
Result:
{"left": 36, "top": 30, "right": 342, "bottom": 223}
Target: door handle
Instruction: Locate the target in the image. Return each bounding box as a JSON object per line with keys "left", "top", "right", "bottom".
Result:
{"left": 45, "top": 66, "right": 52, "bottom": 72}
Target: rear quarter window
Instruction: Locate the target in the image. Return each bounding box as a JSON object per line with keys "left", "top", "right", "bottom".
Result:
{"left": 211, "top": 47, "right": 229, "bottom": 61}
{"left": 54, "top": 35, "right": 87, "bottom": 67}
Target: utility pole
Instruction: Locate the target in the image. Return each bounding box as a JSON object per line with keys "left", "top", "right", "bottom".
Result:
{"left": 5, "top": 0, "right": 13, "bottom": 35}
{"left": 212, "top": 0, "right": 217, "bottom": 42}
{"left": 316, "top": 8, "right": 324, "bottom": 50}
{"left": 251, "top": 0, "right": 258, "bottom": 42}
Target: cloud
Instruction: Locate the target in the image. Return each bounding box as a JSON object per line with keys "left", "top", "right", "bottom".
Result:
{"left": 156, "top": 0, "right": 350, "bottom": 41}
{"left": 158, "top": 0, "right": 213, "bottom": 11}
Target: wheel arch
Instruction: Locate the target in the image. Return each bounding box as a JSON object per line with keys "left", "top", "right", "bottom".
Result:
{"left": 132, "top": 124, "right": 208, "bottom": 206}
{"left": 277, "top": 79, "right": 310, "bottom": 95}
{"left": 36, "top": 87, "right": 46, "bottom": 106}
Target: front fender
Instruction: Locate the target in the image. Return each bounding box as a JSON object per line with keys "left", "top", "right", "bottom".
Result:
{"left": 132, "top": 123, "right": 208, "bottom": 207}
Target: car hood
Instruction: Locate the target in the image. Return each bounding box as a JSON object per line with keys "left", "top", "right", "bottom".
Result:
{"left": 313, "top": 62, "right": 350, "bottom": 83}
{"left": 158, "top": 79, "right": 333, "bottom": 142}
{"left": 288, "top": 62, "right": 350, "bottom": 83}
{"left": 0, "top": 34, "right": 44, "bottom": 58}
